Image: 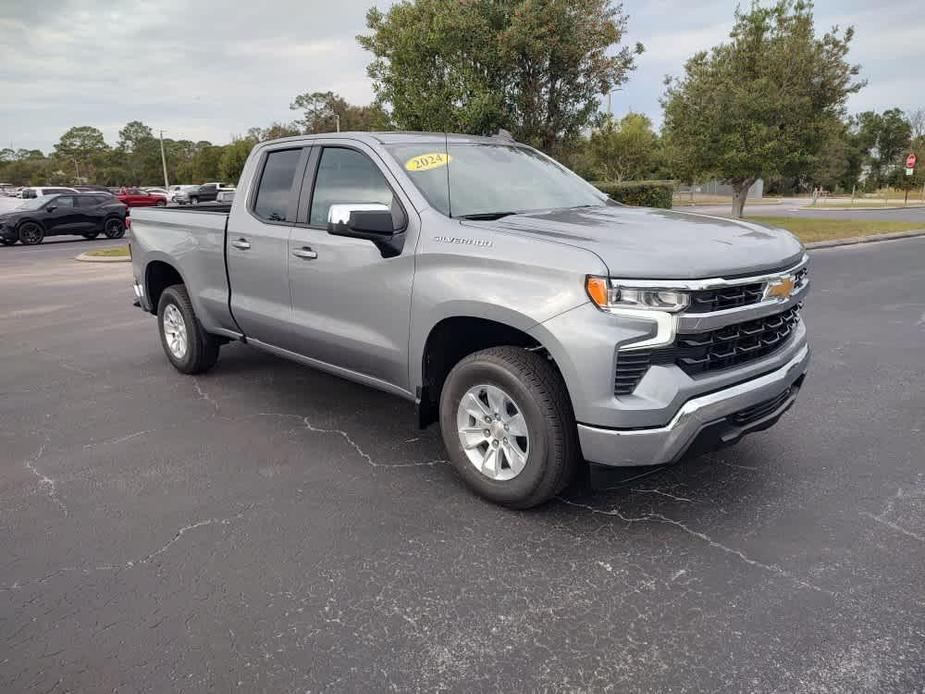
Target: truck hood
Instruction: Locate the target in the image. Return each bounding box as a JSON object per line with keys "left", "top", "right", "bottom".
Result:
{"left": 478, "top": 205, "right": 805, "bottom": 279}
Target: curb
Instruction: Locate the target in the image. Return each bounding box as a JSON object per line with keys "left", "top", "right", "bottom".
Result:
{"left": 75, "top": 253, "right": 131, "bottom": 263}
{"left": 806, "top": 229, "right": 925, "bottom": 250}
{"left": 800, "top": 204, "right": 925, "bottom": 212}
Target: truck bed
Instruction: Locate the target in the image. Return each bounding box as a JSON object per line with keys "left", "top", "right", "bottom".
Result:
{"left": 130, "top": 205, "right": 235, "bottom": 336}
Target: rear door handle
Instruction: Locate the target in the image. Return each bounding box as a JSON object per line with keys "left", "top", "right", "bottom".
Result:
{"left": 231, "top": 238, "right": 251, "bottom": 250}
{"left": 292, "top": 247, "right": 318, "bottom": 260}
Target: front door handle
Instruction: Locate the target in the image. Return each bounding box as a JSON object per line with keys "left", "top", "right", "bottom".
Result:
{"left": 292, "top": 247, "right": 318, "bottom": 260}
{"left": 231, "top": 238, "right": 251, "bottom": 250}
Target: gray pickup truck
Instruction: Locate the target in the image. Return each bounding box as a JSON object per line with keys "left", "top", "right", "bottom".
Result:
{"left": 130, "top": 132, "right": 810, "bottom": 508}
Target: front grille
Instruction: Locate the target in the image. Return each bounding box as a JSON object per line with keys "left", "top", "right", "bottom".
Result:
{"left": 729, "top": 385, "right": 793, "bottom": 425}
{"left": 613, "top": 306, "right": 801, "bottom": 394}
{"left": 688, "top": 282, "right": 765, "bottom": 313}
{"left": 686, "top": 265, "right": 808, "bottom": 314}
{"left": 660, "top": 305, "right": 801, "bottom": 376}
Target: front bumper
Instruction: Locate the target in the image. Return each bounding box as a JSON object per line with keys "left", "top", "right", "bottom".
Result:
{"left": 578, "top": 344, "right": 810, "bottom": 466}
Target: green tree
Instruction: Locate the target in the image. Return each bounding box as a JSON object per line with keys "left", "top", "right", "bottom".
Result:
{"left": 219, "top": 138, "right": 255, "bottom": 183}
{"left": 118, "top": 120, "right": 155, "bottom": 152}
{"left": 53, "top": 126, "right": 109, "bottom": 181}
{"left": 587, "top": 112, "right": 659, "bottom": 181}
{"left": 289, "top": 91, "right": 390, "bottom": 133}
{"left": 358, "top": 0, "right": 642, "bottom": 152}
{"left": 116, "top": 120, "right": 164, "bottom": 184}
{"left": 247, "top": 122, "right": 302, "bottom": 142}
{"left": 853, "top": 109, "right": 912, "bottom": 189}
{"left": 661, "top": 0, "right": 863, "bottom": 217}
{"left": 176, "top": 143, "right": 224, "bottom": 184}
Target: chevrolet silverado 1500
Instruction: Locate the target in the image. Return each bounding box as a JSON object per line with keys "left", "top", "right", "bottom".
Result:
{"left": 129, "top": 132, "right": 810, "bottom": 508}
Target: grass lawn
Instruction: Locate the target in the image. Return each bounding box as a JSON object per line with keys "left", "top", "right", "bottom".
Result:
{"left": 84, "top": 246, "right": 129, "bottom": 257}
{"left": 746, "top": 216, "right": 924, "bottom": 243}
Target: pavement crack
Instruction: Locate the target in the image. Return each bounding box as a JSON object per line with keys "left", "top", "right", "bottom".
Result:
{"left": 2, "top": 506, "right": 256, "bottom": 591}
{"left": 558, "top": 498, "right": 830, "bottom": 594}
{"left": 192, "top": 378, "right": 220, "bottom": 412}
{"left": 23, "top": 441, "right": 68, "bottom": 517}
{"left": 860, "top": 487, "right": 923, "bottom": 543}
{"left": 860, "top": 512, "right": 923, "bottom": 542}
{"left": 631, "top": 488, "right": 696, "bottom": 503}
{"left": 82, "top": 430, "right": 151, "bottom": 449}
{"left": 33, "top": 347, "right": 96, "bottom": 376}
{"left": 255, "top": 412, "right": 447, "bottom": 468}
{"left": 135, "top": 506, "right": 254, "bottom": 565}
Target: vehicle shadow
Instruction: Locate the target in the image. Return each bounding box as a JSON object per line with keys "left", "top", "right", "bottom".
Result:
{"left": 205, "top": 341, "right": 780, "bottom": 523}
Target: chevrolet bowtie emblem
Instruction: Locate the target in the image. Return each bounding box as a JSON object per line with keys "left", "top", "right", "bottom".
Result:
{"left": 766, "top": 276, "right": 796, "bottom": 300}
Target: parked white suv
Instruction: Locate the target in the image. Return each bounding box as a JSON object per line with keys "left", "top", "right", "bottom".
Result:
{"left": 20, "top": 186, "right": 79, "bottom": 199}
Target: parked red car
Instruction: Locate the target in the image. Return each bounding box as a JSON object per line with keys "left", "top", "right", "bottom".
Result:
{"left": 116, "top": 187, "right": 167, "bottom": 207}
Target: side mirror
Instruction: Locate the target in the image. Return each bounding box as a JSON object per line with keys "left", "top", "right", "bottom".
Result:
{"left": 327, "top": 203, "right": 406, "bottom": 257}
{"left": 46, "top": 205, "right": 57, "bottom": 212}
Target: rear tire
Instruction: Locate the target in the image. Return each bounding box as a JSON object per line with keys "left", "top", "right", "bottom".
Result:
{"left": 439, "top": 346, "right": 578, "bottom": 509}
{"left": 157, "top": 284, "right": 220, "bottom": 374}
{"left": 189, "top": 196, "right": 199, "bottom": 205}
{"left": 103, "top": 218, "right": 124, "bottom": 239}
{"left": 18, "top": 222, "right": 44, "bottom": 245}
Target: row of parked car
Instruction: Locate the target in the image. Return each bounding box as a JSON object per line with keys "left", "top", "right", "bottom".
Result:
{"left": 0, "top": 182, "right": 235, "bottom": 206}
{"left": 0, "top": 191, "right": 130, "bottom": 246}
{"left": 0, "top": 182, "right": 235, "bottom": 247}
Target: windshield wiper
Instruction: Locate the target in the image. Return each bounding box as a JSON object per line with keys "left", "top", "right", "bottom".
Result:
{"left": 456, "top": 211, "right": 518, "bottom": 221}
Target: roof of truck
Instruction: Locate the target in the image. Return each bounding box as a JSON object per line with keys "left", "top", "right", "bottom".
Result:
{"left": 260, "top": 131, "right": 519, "bottom": 147}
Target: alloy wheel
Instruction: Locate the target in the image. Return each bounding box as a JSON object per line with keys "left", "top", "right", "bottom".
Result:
{"left": 162, "top": 304, "right": 188, "bottom": 359}
{"left": 455, "top": 384, "right": 530, "bottom": 481}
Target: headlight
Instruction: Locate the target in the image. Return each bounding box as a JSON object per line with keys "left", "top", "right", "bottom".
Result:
{"left": 586, "top": 277, "right": 690, "bottom": 313}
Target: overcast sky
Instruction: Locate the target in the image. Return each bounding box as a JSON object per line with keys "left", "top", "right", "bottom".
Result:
{"left": 1, "top": 0, "right": 922, "bottom": 152}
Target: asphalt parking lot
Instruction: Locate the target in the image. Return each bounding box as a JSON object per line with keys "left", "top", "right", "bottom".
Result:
{"left": 1, "top": 237, "right": 923, "bottom": 692}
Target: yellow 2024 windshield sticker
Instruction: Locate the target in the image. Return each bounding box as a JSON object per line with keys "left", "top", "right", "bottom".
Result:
{"left": 405, "top": 152, "right": 452, "bottom": 172}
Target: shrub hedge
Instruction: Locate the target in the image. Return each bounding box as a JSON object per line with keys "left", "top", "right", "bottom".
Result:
{"left": 593, "top": 180, "right": 675, "bottom": 209}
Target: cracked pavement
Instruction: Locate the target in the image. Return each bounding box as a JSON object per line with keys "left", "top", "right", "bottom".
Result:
{"left": 1, "top": 237, "right": 923, "bottom": 692}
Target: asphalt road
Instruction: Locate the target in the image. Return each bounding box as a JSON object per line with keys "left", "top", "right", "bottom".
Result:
{"left": 1, "top": 237, "right": 923, "bottom": 692}
{"left": 688, "top": 199, "right": 925, "bottom": 222}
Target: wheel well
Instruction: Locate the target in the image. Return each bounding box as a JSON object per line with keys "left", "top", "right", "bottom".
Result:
{"left": 418, "top": 317, "right": 560, "bottom": 428}
{"left": 145, "top": 261, "right": 183, "bottom": 313}
{"left": 18, "top": 219, "right": 45, "bottom": 231}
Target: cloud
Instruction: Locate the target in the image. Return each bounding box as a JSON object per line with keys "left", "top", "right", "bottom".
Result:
{"left": 0, "top": 0, "right": 921, "bottom": 150}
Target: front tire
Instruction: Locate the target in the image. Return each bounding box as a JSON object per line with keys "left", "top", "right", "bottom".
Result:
{"left": 157, "top": 284, "right": 220, "bottom": 374}
{"left": 18, "top": 222, "right": 44, "bottom": 245}
{"left": 439, "top": 346, "right": 579, "bottom": 509}
{"left": 155, "top": 199, "right": 166, "bottom": 207}
{"left": 189, "top": 196, "right": 199, "bottom": 205}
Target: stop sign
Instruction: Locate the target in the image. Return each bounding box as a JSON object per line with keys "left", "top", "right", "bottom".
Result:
{"left": 907, "top": 153, "right": 917, "bottom": 168}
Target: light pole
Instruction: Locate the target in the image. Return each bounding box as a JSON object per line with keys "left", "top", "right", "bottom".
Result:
{"left": 73, "top": 158, "right": 81, "bottom": 183}
{"left": 159, "top": 130, "right": 169, "bottom": 189}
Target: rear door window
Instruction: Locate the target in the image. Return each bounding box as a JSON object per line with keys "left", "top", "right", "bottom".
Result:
{"left": 253, "top": 148, "right": 302, "bottom": 222}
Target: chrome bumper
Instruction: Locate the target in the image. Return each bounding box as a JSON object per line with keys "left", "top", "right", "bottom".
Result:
{"left": 578, "top": 344, "right": 810, "bottom": 466}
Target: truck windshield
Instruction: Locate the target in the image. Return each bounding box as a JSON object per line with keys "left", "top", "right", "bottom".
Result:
{"left": 384, "top": 143, "right": 605, "bottom": 219}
